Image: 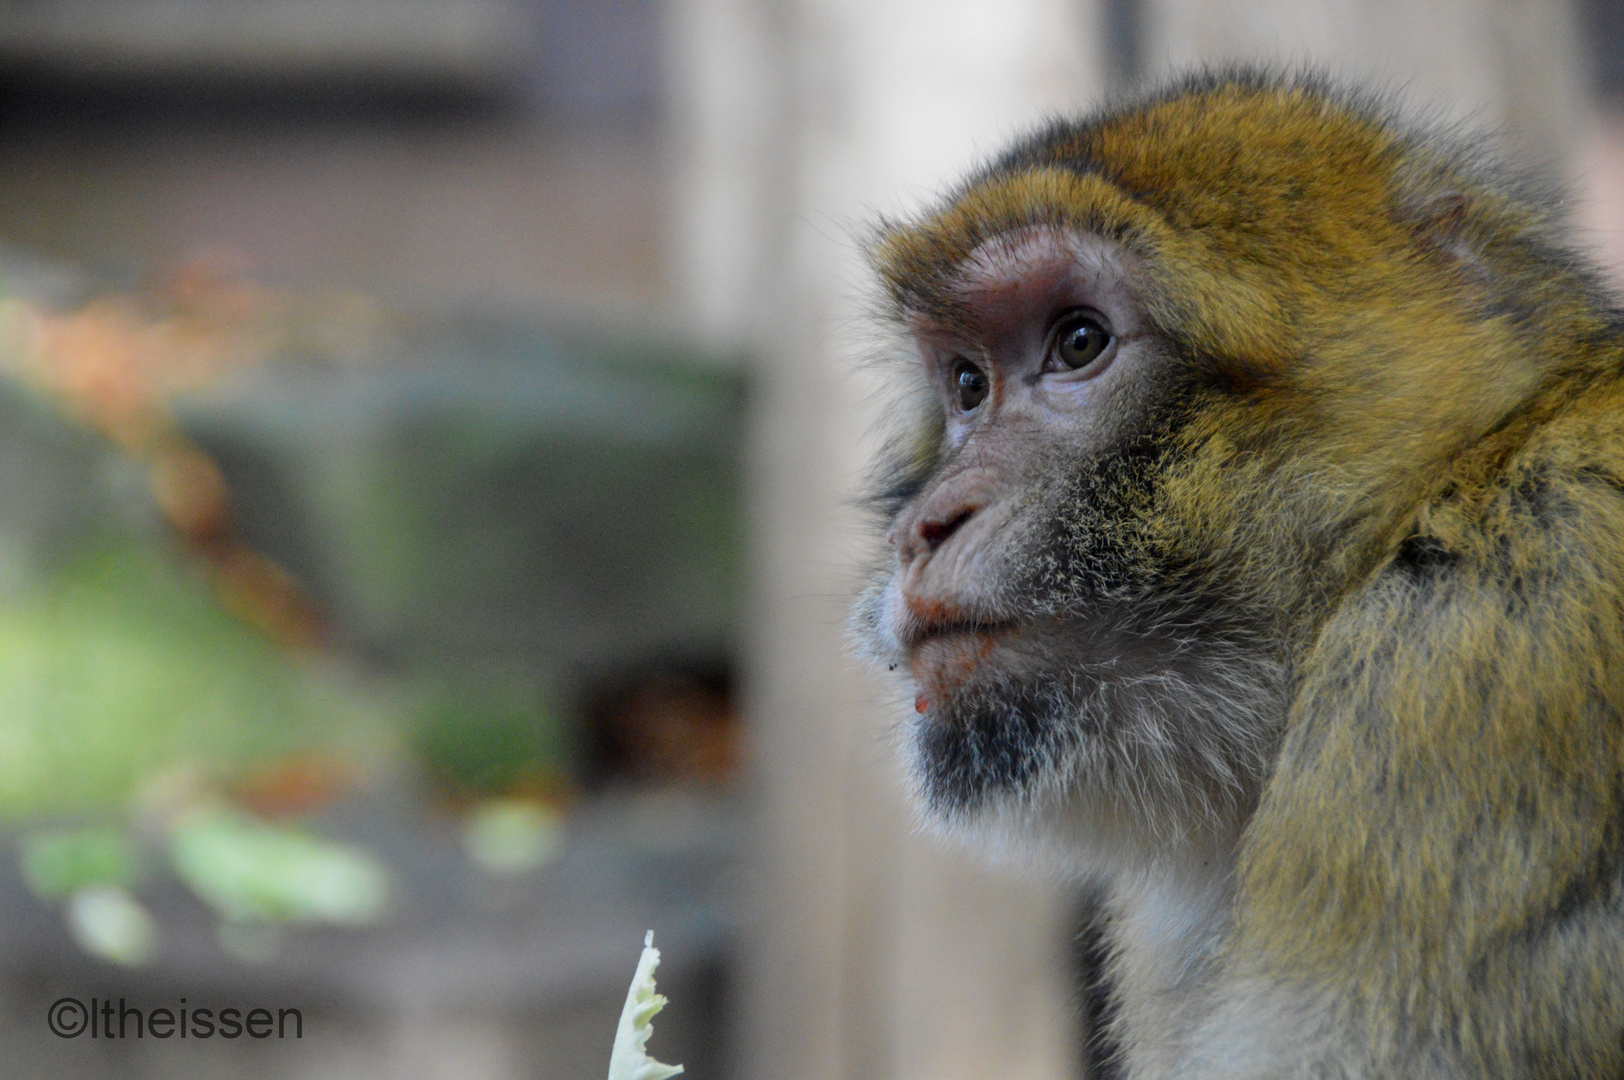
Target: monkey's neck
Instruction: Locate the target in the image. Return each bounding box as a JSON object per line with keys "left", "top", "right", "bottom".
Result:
{"left": 1105, "top": 837, "right": 1238, "bottom": 1078}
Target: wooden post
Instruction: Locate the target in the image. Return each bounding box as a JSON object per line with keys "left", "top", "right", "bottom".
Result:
{"left": 667, "top": 1, "right": 1102, "bottom": 1077}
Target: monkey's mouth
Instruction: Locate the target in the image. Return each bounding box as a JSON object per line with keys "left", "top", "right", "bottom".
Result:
{"left": 903, "top": 620, "right": 1017, "bottom": 649}
{"left": 902, "top": 621, "right": 1021, "bottom": 700}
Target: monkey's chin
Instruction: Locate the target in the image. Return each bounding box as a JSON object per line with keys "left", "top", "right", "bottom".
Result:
{"left": 903, "top": 665, "right": 1080, "bottom": 820}
{"left": 897, "top": 629, "right": 1281, "bottom": 881}
{"left": 903, "top": 697, "right": 1248, "bottom": 883}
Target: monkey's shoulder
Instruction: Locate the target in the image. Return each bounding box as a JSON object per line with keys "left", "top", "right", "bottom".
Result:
{"left": 1253, "top": 395, "right": 1624, "bottom": 993}
{"left": 1393, "top": 393, "right": 1624, "bottom": 586}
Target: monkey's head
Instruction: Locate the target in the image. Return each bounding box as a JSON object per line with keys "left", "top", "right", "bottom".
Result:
{"left": 853, "top": 71, "right": 1611, "bottom": 870}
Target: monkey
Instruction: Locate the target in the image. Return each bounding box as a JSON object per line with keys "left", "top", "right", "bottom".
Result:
{"left": 851, "top": 68, "right": 1624, "bottom": 1079}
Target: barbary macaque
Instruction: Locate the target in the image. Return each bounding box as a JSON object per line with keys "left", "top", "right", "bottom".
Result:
{"left": 854, "top": 70, "right": 1624, "bottom": 1078}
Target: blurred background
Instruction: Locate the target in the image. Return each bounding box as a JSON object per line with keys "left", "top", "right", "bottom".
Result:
{"left": 0, "top": 1, "right": 1617, "bottom": 1078}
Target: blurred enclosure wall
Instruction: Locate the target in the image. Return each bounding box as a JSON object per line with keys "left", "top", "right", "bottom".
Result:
{"left": 0, "top": 1, "right": 1617, "bottom": 1080}
{"left": 0, "top": 0, "right": 664, "bottom": 317}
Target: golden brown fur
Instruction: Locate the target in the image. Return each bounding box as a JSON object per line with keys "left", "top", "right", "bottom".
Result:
{"left": 866, "top": 70, "right": 1624, "bottom": 1078}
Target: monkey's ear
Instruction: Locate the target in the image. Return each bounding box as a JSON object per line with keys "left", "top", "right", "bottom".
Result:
{"left": 1403, "top": 190, "right": 1493, "bottom": 290}
{"left": 1407, "top": 190, "right": 1470, "bottom": 245}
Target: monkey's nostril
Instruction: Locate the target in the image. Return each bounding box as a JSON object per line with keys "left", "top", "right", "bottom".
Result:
{"left": 917, "top": 508, "right": 975, "bottom": 551}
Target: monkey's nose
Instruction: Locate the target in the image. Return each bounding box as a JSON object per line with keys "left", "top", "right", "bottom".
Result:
{"left": 919, "top": 507, "right": 974, "bottom": 549}
{"left": 897, "top": 503, "right": 977, "bottom": 563}
{"left": 894, "top": 469, "right": 997, "bottom": 563}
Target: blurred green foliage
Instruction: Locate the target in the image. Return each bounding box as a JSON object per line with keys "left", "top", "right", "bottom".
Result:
{"left": 169, "top": 808, "right": 388, "bottom": 926}
{"left": 414, "top": 685, "right": 573, "bottom": 799}
{"left": 0, "top": 537, "right": 381, "bottom": 821}
{"left": 19, "top": 827, "right": 138, "bottom": 899}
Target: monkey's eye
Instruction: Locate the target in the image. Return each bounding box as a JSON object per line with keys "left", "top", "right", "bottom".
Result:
{"left": 951, "top": 359, "right": 989, "bottom": 412}
{"left": 1053, "top": 313, "right": 1113, "bottom": 371}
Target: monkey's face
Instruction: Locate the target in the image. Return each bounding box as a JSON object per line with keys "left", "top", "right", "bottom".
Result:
{"left": 878, "top": 227, "right": 1166, "bottom": 658}
{"left": 857, "top": 227, "right": 1282, "bottom": 860}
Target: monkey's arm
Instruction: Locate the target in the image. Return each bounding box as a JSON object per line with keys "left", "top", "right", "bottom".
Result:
{"left": 1230, "top": 437, "right": 1624, "bottom": 1078}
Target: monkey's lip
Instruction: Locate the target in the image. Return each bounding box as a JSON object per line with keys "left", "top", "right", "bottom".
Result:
{"left": 902, "top": 621, "right": 1021, "bottom": 700}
